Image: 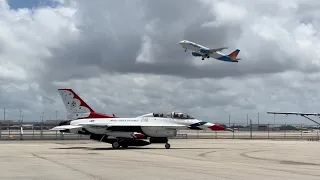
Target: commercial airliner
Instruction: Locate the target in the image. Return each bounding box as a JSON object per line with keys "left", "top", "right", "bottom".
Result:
{"left": 50, "top": 89, "right": 226, "bottom": 149}
{"left": 179, "top": 40, "right": 241, "bottom": 62}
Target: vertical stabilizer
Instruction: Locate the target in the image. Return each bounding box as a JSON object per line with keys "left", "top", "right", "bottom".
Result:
{"left": 58, "top": 89, "right": 116, "bottom": 120}
{"left": 228, "top": 49, "right": 240, "bottom": 60}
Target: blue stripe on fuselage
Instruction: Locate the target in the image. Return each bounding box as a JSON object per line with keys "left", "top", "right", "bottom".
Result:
{"left": 217, "top": 56, "right": 238, "bottom": 62}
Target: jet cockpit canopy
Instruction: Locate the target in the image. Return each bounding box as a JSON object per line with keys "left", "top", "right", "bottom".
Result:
{"left": 171, "top": 111, "right": 195, "bottom": 119}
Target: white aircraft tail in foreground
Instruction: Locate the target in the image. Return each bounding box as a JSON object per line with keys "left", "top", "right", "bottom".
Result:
{"left": 57, "top": 89, "right": 116, "bottom": 130}
{"left": 179, "top": 40, "right": 241, "bottom": 62}
{"left": 51, "top": 89, "right": 227, "bottom": 149}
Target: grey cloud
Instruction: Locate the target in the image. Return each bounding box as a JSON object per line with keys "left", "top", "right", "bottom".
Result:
{"left": 39, "top": 0, "right": 314, "bottom": 84}
{"left": 2, "top": 0, "right": 320, "bottom": 124}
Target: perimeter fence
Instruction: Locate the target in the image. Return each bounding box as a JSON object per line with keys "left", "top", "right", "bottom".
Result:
{"left": 0, "top": 123, "right": 319, "bottom": 141}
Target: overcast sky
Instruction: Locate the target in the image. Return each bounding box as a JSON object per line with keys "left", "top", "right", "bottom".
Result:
{"left": 1, "top": 0, "right": 320, "bottom": 125}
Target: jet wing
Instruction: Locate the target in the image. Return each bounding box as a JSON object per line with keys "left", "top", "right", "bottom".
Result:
{"left": 49, "top": 121, "right": 185, "bottom": 131}
{"left": 50, "top": 125, "right": 83, "bottom": 131}
{"left": 209, "top": 47, "right": 228, "bottom": 52}
{"left": 76, "top": 121, "right": 186, "bottom": 128}
{"left": 267, "top": 111, "right": 320, "bottom": 116}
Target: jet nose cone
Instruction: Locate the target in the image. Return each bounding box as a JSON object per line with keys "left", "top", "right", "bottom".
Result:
{"left": 178, "top": 40, "right": 184, "bottom": 45}
{"left": 209, "top": 124, "right": 226, "bottom": 131}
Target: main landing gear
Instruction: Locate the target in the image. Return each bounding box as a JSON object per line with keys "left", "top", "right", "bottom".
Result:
{"left": 110, "top": 137, "right": 171, "bottom": 149}
{"left": 111, "top": 139, "right": 128, "bottom": 149}
{"left": 202, "top": 55, "right": 210, "bottom": 60}
{"left": 111, "top": 141, "right": 129, "bottom": 149}
{"left": 184, "top": 49, "right": 187, "bottom": 52}
{"left": 165, "top": 143, "right": 171, "bottom": 149}
{"left": 149, "top": 137, "right": 171, "bottom": 149}
{"left": 112, "top": 141, "right": 120, "bottom": 149}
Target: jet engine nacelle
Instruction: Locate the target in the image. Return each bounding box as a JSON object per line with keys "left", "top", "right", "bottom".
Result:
{"left": 70, "top": 128, "right": 80, "bottom": 134}
{"left": 141, "top": 127, "right": 177, "bottom": 137}
{"left": 191, "top": 51, "right": 202, "bottom": 57}
{"left": 200, "top": 48, "right": 209, "bottom": 54}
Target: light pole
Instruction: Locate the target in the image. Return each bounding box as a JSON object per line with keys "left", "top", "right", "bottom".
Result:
{"left": 55, "top": 111, "right": 58, "bottom": 139}
{"left": 273, "top": 114, "right": 275, "bottom": 125}
{"left": 19, "top": 110, "right": 23, "bottom": 140}
{"left": 0, "top": 108, "right": 3, "bottom": 139}
{"left": 40, "top": 112, "right": 44, "bottom": 139}
{"left": 4, "top": 108, "right": 10, "bottom": 136}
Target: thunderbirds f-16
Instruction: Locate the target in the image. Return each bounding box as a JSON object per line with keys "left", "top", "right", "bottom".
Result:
{"left": 179, "top": 40, "right": 241, "bottom": 62}
{"left": 50, "top": 89, "right": 226, "bottom": 149}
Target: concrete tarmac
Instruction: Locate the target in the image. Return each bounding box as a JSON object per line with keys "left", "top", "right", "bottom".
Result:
{"left": 0, "top": 139, "right": 320, "bottom": 180}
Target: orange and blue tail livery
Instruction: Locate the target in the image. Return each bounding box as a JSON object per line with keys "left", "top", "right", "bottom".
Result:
{"left": 217, "top": 49, "right": 241, "bottom": 62}
{"left": 228, "top": 49, "right": 240, "bottom": 59}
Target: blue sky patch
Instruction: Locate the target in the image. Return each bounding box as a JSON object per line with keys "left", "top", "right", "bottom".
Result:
{"left": 7, "top": 0, "right": 61, "bottom": 9}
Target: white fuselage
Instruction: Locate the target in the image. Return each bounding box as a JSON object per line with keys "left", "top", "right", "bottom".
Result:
{"left": 69, "top": 116, "right": 214, "bottom": 136}
{"left": 179, "top": 40, "right": 225, "bottom": 59}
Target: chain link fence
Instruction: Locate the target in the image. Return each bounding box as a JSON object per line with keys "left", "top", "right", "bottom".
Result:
{"left": 0, "top": 123, "right": 319, "bottom": 141}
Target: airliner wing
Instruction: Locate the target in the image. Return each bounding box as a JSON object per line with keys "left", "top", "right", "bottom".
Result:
{"left": 267, "top": 111, "right": 320, "bottom": 116}
{"left": 209, "top": 47, "right": 228, "bottom": 52}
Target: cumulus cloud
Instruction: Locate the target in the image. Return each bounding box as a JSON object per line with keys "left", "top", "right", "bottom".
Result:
{"left": 1, "top": 0, "right": 320, "bottom": 125}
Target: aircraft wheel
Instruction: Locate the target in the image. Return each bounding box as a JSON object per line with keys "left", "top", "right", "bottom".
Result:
{"left": 112, "top": 141, "right": 120, "bottom": 149}
{"left": 121, "top": 144, "right": 128, "bottom": 149}
{"left": 165, "top": 143, "right": 171, "bottom": 149}
{"left": 202, "top": 58, "right": 204, "bottom": 60}
{"left": 185, "top": 49, "right": 187, "bottom": 52}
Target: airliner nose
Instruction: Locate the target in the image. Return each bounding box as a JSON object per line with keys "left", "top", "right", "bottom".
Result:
{"left": 209, "top": 124, "right": 226, "bottom": 131}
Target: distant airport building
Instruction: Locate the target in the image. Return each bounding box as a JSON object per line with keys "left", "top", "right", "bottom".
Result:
{"left": 234, "top": 124, "right": 279, "bottom": 131}
{"left": 0, "top": 119, "right": 64, "bottom": 130}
